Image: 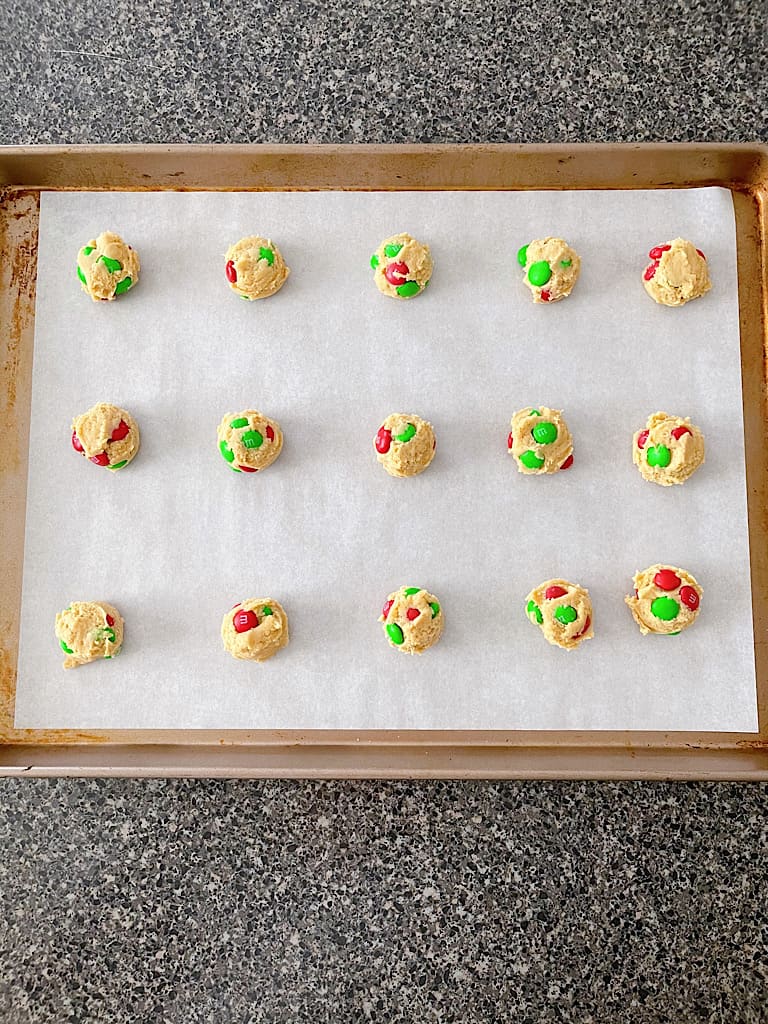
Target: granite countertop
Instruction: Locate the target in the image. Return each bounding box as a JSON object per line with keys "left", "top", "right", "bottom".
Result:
{"left": 2, "top": 0, "right": 767, "bottom": 1021}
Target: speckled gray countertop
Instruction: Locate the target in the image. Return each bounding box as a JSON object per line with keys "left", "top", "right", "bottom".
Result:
{"left": 2, "top": 1, "right": 768, "bottom": 1021}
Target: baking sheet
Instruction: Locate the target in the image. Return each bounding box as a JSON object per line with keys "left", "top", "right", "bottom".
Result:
{"left": 14, "top": 187, "right": 758, "bottom": 731}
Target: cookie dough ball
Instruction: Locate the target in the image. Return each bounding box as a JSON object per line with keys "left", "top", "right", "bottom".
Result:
{"left": 643, "top": 238, "right": 711, "bottom": 306}
{"left": 380, "top": 586, "right": 443, "bottom": 654}
{"left": 633, "top": 412, "right": 705, "bottom": 486}
{"left": 71, "top": 403, "right": 140, "bottom": 471}
{"left": 375, "top": 413, "right": 436, "bottom": 478}
{"left": 225, "top": 236, "right": 289, "bottom": 300}
{"left": 222, "top": 599, "right": 289, "bottom": 661}
{"left": 55, "top": 601, "right": 123, "bottom": 669}
{"left": 217, "top": 410, "right": 283, "bottom": 473}
{"left": 77, "top": 231, "right": 139, "bottom": 301}
{"left": 507, "top": 406, "right": 574, "bottom": 474}
{"left": 525, "top": 580, "right": 593, "bottom": 651}
{"left": 625, "top": 565, "right": 702, "bottom": 635}
{"left": 517, "top": 237, "right": 580, "bottom": 303}
{"left": 371, "top": 233, "right": 432, "bottom": 299}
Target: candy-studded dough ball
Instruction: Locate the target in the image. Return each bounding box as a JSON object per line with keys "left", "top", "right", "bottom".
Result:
{"left": 633, "top": 412, "right": 705, "bottom": 486}
{"left": 55, "top": 601, "right": 123, "bottom": 669}
{"left": 625, "top": 565, "right": 702, "bottom": 636}
{"left": 371, "top": 233, "right": 432, "bottom": 299}
{"left": 380, "top": 586, "right": 443, "bottom": 654}
{"left": 525, "top": 580, "right": 593, "bottom": 651}
{"left": 517, "top": 237, "right": 580, "bottom": 303}
{"left": 375, "top": 413, "right": 436, "bottom": 478}
{"left": 77, "top": 231, "right": 139, "bottom": 302}
{"left": 217, "top": 410, "right": 283, "bottom": 473}
{"left": 225, "top": 236, "right": 289, "bottom": 300}
{"left": 222, "top": 599, "right": 289, "bottom": 661}
{"left": 71, "top": 403, "right": 140, "bottom": 471}
{"left": 508, "top": 406, "right": 574, "bottom": 474}
{"left": 643, "top": 238, "right": 711, "bottom": 306}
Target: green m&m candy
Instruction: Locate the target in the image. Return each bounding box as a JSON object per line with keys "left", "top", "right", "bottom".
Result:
{"left": 527, "top": 260, "right": 552, "bottom": 288}
{"left": 520, "top": 450, "right": 545, "bottom": 470}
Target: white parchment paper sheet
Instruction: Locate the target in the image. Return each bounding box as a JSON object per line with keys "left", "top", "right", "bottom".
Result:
{"left": 14, "top": 188, "right": 757, "bottom": 731}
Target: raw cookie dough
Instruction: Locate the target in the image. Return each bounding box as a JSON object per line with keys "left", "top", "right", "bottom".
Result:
{"left": 371, "top": 233, "right": 432, "bottom": 299}
{"left": 225, "top": 236, "right": 289, "bottom": 300}
{"left": 380, "top": 586, "right": 443, "bottom": 654}
{"left": 633, "top": 411, "right": 705, "bottom": 486}
{"left": 507, "top": 406, "right": 574, "bottom": 474}
{"left": 55, "top": 601, "right": 123, "bottom": 669}
{"left": 71, "top": 402, "right": 140, "bottom": 471}
{"left": 77, "top": 231, "right": 139, "bottom": 301}
{"left": 642, "top": 238, "right": 711, "bottom": 306}
{"left": 217, "top": 410, "right": 283, "bottom": 473}
{"left": 525, "top": 580, "right": 593, "bottom": 651}
{"left": 517, "top": 237, "right": 580, "bottom": 303}
{"left": 625, "top": 565, "right": 702, "bottom": 635}
{"left": 375, "top": 413, "right": 436, "bottom": 477}
{"left": 222, "top": 599, "right": 289, "bottom": 661}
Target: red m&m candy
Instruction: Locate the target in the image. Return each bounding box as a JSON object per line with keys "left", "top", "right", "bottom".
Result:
{"left": 680, "top": 585, "right": 700, "bottom": 610}
{"left": 654, "top": 569, "right": 681, "bottom": 591}
{"left": 234, "top": 609, "right": 259, "bottom": 633}
{"left": 384, "top": 262, "right": 409, "bottom": 286}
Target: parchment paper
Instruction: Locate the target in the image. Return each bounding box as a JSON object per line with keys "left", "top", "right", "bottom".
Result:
{"left": 14, "top": 187, "right": 758, "bottom": 731}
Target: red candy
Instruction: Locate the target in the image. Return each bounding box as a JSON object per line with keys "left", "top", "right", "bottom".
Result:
{"left": 106, "top": 614, "right": 114, "bottom": 627}
{"left": 696, "top": 249, "right": 706, "bottom": 260}
{"left": 384, "top": 261, "right": 409, "bottom": 286}
{"left": 406, "top": 608, "right": 421, "bottom": 621}
{"left": 382, "top": 599, "right": 394, "bottom": 619}
{"left": 71, "top": 431, "right": 84, "bottom": 453}
{"left": 238, "top": 465, "right": 258, "bottom": 473}
{"left": 643, "top": 262, "right": 659, "bottom": 281}
{"left": 680, "top": 585, "right": 700, "bottom": 610}
{"left": 90, "top": 452, "right": 109, "bottom": 466}
{"left": 654, "top": 569, "right": 681, "bottom": 591}
{"left": 110, "top": 419, "right": 130, "bottom": 442}
{"left": 671, "top": 426, "right": 691, "bottom": 440}
{"left": 507, "top": 432, "right": 514, "bottom": 450}
{"left": 376, "top": 427, "right": 392, "bottom": 454}
{"left": 560, "top": 454, "right": 574, "bottom": 470}
{"left": 225, "top": 260, "right": 237, "bottom": 283}
{"left": 266, "top": 425, "right": 275, "bottom": 442}
{"left": 233, "top": 609, "right": 258, "bottom": 633}
{"left": 540, "top": 290, "right": 551, "bottom": 302}
{"left": 637, "top": 430, "right": 649, "bottom": 449}
{"left": 545, "top": 585, "right": 568, "bottom": 600}
{"left": 576, "top": 615, "right": 591, "bottom": 639}
{"left": 648, "top": 244, "right": 671, "bottom": 260}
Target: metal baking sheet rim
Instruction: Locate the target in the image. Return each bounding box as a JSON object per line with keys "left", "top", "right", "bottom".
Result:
{"left": 1, "top": 143, "right": 766, "bottom": 778}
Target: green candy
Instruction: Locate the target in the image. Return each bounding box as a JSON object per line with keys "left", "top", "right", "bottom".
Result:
{"left": 424, "top": 278, "right": 430, "bottom": 288}
{"left": 98, "top": 255, "right": 122, "bottom": 273}
{"left": 370, "top": 253, "right": 379, "bottom": 269}
{"left": 95, "top": 626, "right": 116, "bottom": 644}
{"left": 241, "top": 429, "right": 263, "bottom": 449}
{"left": 560, "top": 258, "right": 572, "bottom": 267}
{"left": 651, "top": 596, "right": 680, "bottom": 621}
{"left": 646, "top": 445, "right": 671, "bottom": 468}
{"left": 230, "top": 417, "right": 249, "bottom": 429}
{"left": 527, "top": 599, "right": 543, "bottom": 625}
{"left": 532, "top": 421, "right": 557, "bottom": 445}
{"left": 231, "top": 466, "right": 241, "bottom": 473}
{"left": 666, "top": 631, "right": 681, "bottom": 636}
{"left": 59, "top": 638, "right": 74, "bottom": 655}
{"left": 527, "top": 260, "right": 552, "bottom": 287}
{"left": 114, "top": 276, "right": 132, "bottom": 295}
{"left": 404, "top": 587, "right": 420, "bottom": 596}
{"left": 517, "top": 244, "right": 529, "bottom": 268}
{"left": 386, "top": 622, "right": 405, "bottom": 645}
{"left": 396, "top": 281, "right": 420, "bottom": 298}
{"left": 259, "top": 246, "right": 275, "bottom": 266}
{"left": 219, "top": 439, "right": 235, "bottom": 463}
{"left": 77, "top": 265, "right": 86, "bottom": 285}
{"left": 384, "top": 243, "right": 403, "bottom": 258}
{"left": 530, "top": 409, "right": 541, "bottom": 416}
{"left": 241, "top": 294, "right": 251, "bottom": 301}
{"left": 108, "top": 460, "right": 128, "bottom": 471}
{"left": 262, "top": 606, "right": 273, "bottom": 616}
{"left": 394, "top": 423, "right": 416, "bottom": 443}
{"left": 554, "top": 605, "right": 577, "bottom": 625}
{"left": 83, "top": 245, "right": 95, "bottom": 255}
{"left": 430, "top": 602, "right": 440, "bottom": 619}
{"left": 520, "top": 450, "right": 545, "bottom": 470}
